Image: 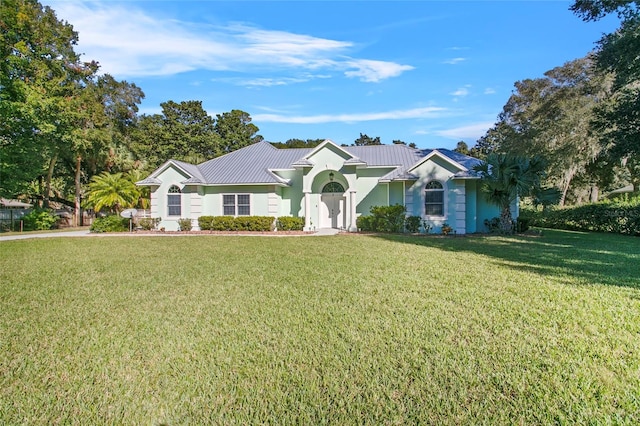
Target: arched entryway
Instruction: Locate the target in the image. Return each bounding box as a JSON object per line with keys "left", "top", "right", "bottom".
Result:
{"left": 320, "top": 181, "right": 346, "bottom": 229}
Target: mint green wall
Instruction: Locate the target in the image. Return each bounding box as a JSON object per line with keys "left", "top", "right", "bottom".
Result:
{"left": 405, "top": 156, "right": 458, "bottom": 229}
{"left": 201, "top": 185, "right": 274, "bottom": 216}
{"left": 276, "top": 170, "right": 303, "bottom": 217}
{"left": 465, "top": 180, "right": 478, "bottom": 233}
{"left": 355, "top": 168, "right": 392, "bottom": 215}
{"left": 152, "top": 165, "right": 191, "bottom": 231}
{"left": 389, "top": 181, "right": 404, "bottom": 206}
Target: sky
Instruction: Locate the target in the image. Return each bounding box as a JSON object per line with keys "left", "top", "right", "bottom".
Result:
{"left": 43, "top": 0, "right": 621, "bottom": 150}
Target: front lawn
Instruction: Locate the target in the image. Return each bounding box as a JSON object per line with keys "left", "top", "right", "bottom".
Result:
{"left": 1, "top": 230, "right": 639, "bottom": 424}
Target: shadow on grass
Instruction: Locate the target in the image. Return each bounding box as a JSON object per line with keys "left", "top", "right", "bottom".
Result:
{"left": 372, "top": 229, "right": 640, "bottom": 291}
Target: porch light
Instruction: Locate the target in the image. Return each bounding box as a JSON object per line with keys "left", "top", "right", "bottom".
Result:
{"left": 329, "top": 171, "right": 334, "bottom": 181}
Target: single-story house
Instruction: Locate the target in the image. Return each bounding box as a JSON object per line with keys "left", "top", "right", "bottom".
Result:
{"left": 137, "top": 139, "right": 515, "bottom": 233}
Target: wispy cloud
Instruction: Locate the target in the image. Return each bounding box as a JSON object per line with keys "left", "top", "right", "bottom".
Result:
{"left": 450, "top": 87, "right": 470, "bottom": 97}
{"left": 484, "top": 87, "right": 496, "bottom": 94}
{"left": 48, "top": 1, "right": 413, "bottom": 82}
{"left": 435, "top": 122, "right": 494, "bottom": 140}
{"left": 443, "top": 57, "right": 466, "bottom": 65}
{"left": 253, "top": 107, "right": 446, "bottom": 124}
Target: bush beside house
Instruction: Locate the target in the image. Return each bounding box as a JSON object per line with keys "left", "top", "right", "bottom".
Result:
{"left": 522, "top": 198, "right": 640, "bottom": 236}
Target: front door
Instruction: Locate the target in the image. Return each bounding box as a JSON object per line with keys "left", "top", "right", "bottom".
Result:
{"left": 320, "top": 181, "right": 345, "bottom": 229}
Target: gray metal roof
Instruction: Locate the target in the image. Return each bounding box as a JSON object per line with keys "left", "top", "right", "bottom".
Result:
{"left": 141, "top": 141, "right": 482, "bottom": 186}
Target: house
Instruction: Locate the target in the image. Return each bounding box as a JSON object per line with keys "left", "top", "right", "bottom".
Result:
{"left": 137, "top": 139, "right": 513, "bottom": 233}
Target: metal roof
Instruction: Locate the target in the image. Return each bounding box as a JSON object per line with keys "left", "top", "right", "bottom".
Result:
{"left": 141, "top": 141, "right": 482, "bottom": 186}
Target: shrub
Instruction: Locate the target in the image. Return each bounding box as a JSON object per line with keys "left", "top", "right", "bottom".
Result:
{"left": 358, "top": 205, "right": 411, "bottom": 233}
{"left": 277, "top": 216, "right": 304, "bottom": 231}
{"left": 522, "top": 199, "right": 640, "bottom": 236}
{"left": 356, "top": 215, "right": 374, "bottom": 232}
{"left": 22, "top": 209, "right": 57, "bottom": 231}
{"left": 211, "top": 216, "right": 236, "bottom": 231}
{"left": 515, "top": 217, "right": 530, "bottom": 233}
{"left": 178, "top": 218, "right": 192, "bottom": 232}
{"left": 234, "top": 216, "right": 274, "bottom": 231}
{"left": 138, "top": 217, "right": 160, "bottom": 231}
{"left": 90, "top": 215, "right": 128, "bottom": 233}
{"left": 441, "top": 223, "right": 453, "bottom": 235}
{"left": 198, "top": 216, "right": 215, "bottom": 231}
{"left": 484, "top": 217, "right": 501, "bottom": 233}
{"left": 405, "top": 216, "right": 422, "bottom": 233}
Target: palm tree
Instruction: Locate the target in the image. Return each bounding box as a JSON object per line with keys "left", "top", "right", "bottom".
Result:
{"left": 87, "top": 172, "right": 138, "bottom": 213}
{"left": 473, "top": 154, "right": 548, "bottom": 233}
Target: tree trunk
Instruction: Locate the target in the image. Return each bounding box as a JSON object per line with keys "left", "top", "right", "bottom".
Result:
{"left": 75, "top": 155, "right": 82, "bottom": 227}
{"left": 500, "top": 205, "right": 514, "bottom": 234}
{"left": 590, "top": 186, "right": 599, "bottom": 203}
{"left": 44, "top": 154, "right": 57, "bottom": 209}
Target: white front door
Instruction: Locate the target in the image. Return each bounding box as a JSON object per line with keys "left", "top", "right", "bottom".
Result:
{"left": 320, "top": 193, "right": 345, "bottom": 229}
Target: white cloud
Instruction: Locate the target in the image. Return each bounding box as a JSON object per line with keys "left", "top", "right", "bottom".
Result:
{"left": 253, "top": 107, "right": 446, "bottom": 124}
{"left": 443, "top": 57, "right": 466, "bottom": 65}
{"left": 435, "top": 122, "right": 494, "bottom": 140}
{"left": 46, "top": 1, "right": 413, "bottom": 82}
{"left": 484, "top": 87, "right": 496, "bottom": 94}
{"left": 344, "top": 59, "right": 415, "bottom": 83}
{"left": 450, "top": 87, "right": 469, "bottom": 97}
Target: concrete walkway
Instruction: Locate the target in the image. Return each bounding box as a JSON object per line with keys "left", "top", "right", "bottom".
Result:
{"left": 0, "top": 227, "right": 342, "bottom": 241}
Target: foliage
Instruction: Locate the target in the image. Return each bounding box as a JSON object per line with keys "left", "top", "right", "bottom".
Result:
{"left": 484, "top": 217, "right": 502, "bottom": 233}
{"left": 89, "top": 215, "right": 128, "bottom": 233}
{"left": 357, "top": 204, "right": 407, "bottom": 233}
{"left": 205, "top": 216, "right": 275, "bottom": 232}
{"left": 177, "top": 218, "right": 192, "bottom": 232}
{"left": 197, "top": 216, "right": 215, "bottom": 231}
{"left": 232, "top": 216, "right": 275, "bottom": 232}
{"left": 210, "top": 216, "right": 237, "bottom": 231}
{"left": 1, "top": 232, "right": 639, "bottom": 423}
{"left": 271, "top": 139, "right": 324, "bottom": 149}
{"left": 523, "top": 198, "right": 640, "bottom": 236}
{"left": 353, "top": 133, "right": 382, "bottom": 146}
{"left": 474, "top": 154, "right": 549, "bottom": 234}
{"left": 276, "top": 216, "right": 305, "bottom": 231}
{"left": 474, "top": 57, "right": 609, "bottom": 205}
{"left": 441, "top": 223, "right": 453, "bottom": 235}
{"left": 138, "top": 217, "right": 160, "bottom": 231}
{"left": 215, "top": 109, "right": 263, "bottom": 154}
{"left": 22, "top": 209, "right": 57, "bottom": 231}
{"left": 571, "top": 1, "right": 640, "bottom": 189}
{"left": 130, "top": 100, "right": 220, "bottom": 169}
{"left": 86, "top": 172, "right": 138, "bottom": 213}
{"left": 405, "top": 215, "right": 422, "bottom": 233}
{"left": 0, "top": 0, "right": 88, "bottom": 197}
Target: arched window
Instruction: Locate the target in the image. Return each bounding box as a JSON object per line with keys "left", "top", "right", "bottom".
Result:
{"left": 322, "top": 182, "right": 345, "bottom": 193}
{"left": 167, "top": 185, "right": 181, "bottom": 216}
{"left": 424, "top": 181, "right": 444, "bottom": 216}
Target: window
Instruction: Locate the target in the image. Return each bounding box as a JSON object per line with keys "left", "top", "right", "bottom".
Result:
{"left": 425, "top": 181, "right": 444, "bottom": 216}
{"left": 223, "top": 194, "right": 250, "bottom": 216}
{"left": 167, "top": 185, "right": 181, "bottom": 216}
{"left": 322, "top": 182, "right": 345, "bottom": 193}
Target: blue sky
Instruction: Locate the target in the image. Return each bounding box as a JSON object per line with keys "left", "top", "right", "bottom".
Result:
{"left": 44, "top": 1, "right": 620, "bottom": 150}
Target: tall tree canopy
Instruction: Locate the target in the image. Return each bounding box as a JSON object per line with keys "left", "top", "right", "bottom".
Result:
{"left": 0, "top": 0, "right": 89, "bottom": 197}
{"left": 215, "top": 109, "right": 263, "bottom": 154}
{"left": 130, "top": 100, "right": 220, "bottom": 169}
{"left": 474, "top": 57, "right": 610, "bottom": 204}
{"left": 572, "top": 1, "right": 640, "bottom": 189}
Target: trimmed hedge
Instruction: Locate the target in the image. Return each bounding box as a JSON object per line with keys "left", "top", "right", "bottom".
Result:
{"left": 522, "top": 199, "right": 640, "bottom": 236}
{"left": 198, "top": 215, "right": 276, "bottom": 232}
{"left": 277, "top": 216, "right": 305, "bottom": 231}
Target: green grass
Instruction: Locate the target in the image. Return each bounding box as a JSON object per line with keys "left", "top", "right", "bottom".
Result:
{"left": 1, "top": 230, "right": 639, "bottom": 424}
